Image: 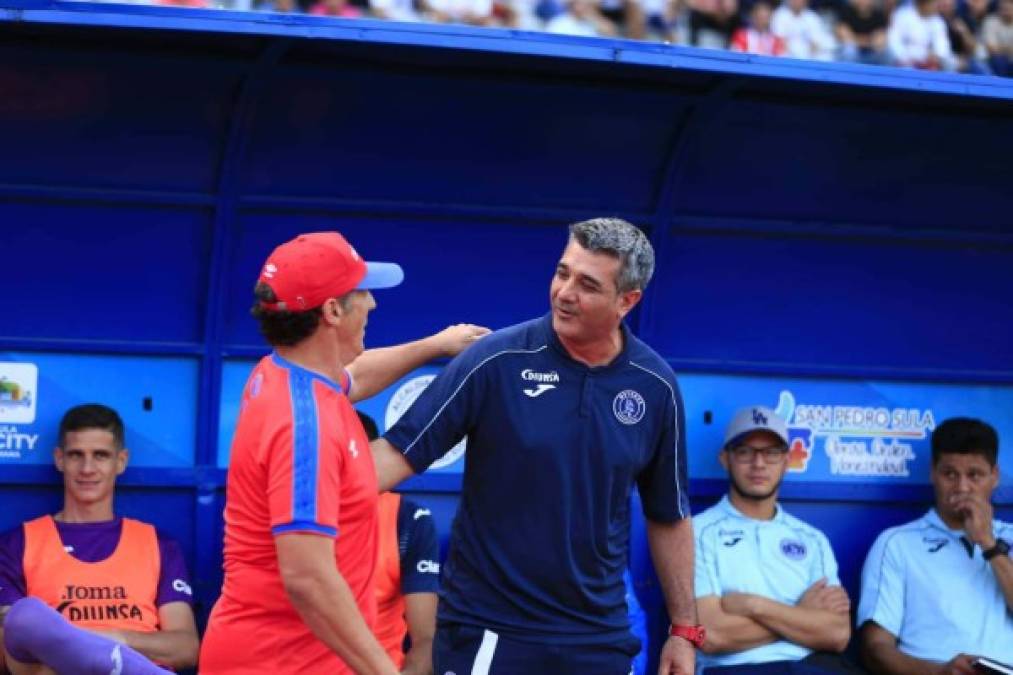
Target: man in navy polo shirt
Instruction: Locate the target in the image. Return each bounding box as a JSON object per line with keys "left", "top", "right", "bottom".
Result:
{"left": 372, "top": 217, "right": 699, "bottom": 675}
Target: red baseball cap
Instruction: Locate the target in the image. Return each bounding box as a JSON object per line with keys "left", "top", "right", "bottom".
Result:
{"left": 257, "top": 232, "right": 404, "bottom": 312}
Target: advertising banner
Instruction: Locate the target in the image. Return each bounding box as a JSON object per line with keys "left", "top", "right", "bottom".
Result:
{"left": 0, "top": 353, "right": 198, "bottom": 467}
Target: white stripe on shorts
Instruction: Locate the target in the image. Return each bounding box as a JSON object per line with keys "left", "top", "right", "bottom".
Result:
{"left": 470, "top": 629, "right": 499, "bottom": 675}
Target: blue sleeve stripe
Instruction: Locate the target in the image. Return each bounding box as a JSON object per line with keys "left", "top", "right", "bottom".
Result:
{"left": 272, "top": 521, "right": 338, "bottom": 537}
{"left": 289, "top": 369, "right": 322, "bottom": 525}
{"left": 628, "top": 360, "right": 686, "bottom": 519}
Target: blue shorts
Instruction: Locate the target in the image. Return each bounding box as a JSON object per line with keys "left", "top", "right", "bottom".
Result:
{"left": 433, "top": 622, "right": 640, "bottom": 675}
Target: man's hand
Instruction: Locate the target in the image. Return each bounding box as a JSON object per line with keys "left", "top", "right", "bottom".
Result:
{"left": 432, "top": 324, "right": 490, "bottom": 358}
{"left": 657, "top": 635, "right": 695, "bottom": 674}
{"left": 934, "top": 653, "right": 979, "bottom": 675}
{"left": 797, "top": 578, "right": 850, "bottom": 614}
{"left": 952, "top": 493, "right": 996, "bottom": 548}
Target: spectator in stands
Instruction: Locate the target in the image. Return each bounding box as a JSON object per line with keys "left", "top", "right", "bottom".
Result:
{"left": 424, "top": 0, "right": 496, "bottom": 25}
{"left": 494, "top": 0, "right": 543, "bottom": 28}
{"left": 157, "top": 0, "right": 210, "bottom": 7}
{"left": 357, "top": 412, "right": 440, "bottom": 675}
{"left": 597, "top": 0, "right": 647, "bottom": 38}
{"left": 939, "top": 0, "right": 991, "bottom": 72}
{"left": 959, "top": 0, "right": 992, "bottom": 37}
{"left": 546, "top": 0, "right": 620, "bottom": 35}
{"left": 310, "top": 0, "right": 364, "bottom": 18}
{"left": 695, "top": 406, "right": 854, "bottom": 674}
{"left": 688, "top": 0, "right": 740, "bottom": 48}
{"left": 369, "top": 0, "right": 419, "bottom": 21}
{"left": 257, "top": 0, "right": 301, "bottom": 12}
{"left": 643, "top": 0, "right": 685, "bottom": 42}
{"left": 772, "top": 0, "right": 837, "bottom": 60}
{"left": 887, "top": 0, "right": 956, "bottom": 69}
{"left": 982, "top": 0, "right": 1013, "bottom": 74}
{"left": 835, "top": 0, "right": 889, "bottom": 63}
{"left": 858, "top": 417, "right": 1013, "bottom": 674}
{"left": 0, "top": 404, "right": 199, "bottom": 675}
{"left": 731, "top": 0, "right": 787, "bottom": 55}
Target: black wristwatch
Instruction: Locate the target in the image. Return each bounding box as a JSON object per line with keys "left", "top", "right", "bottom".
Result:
{"left": 983, "top": 539, "right": 1010, "bottom": 561}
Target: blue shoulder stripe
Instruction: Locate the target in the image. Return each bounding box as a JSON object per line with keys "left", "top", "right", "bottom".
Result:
{"left": 289, "top": 367, "right": 322, "bottom": 526}
{"left": 272, "top": 521, "right": 338, "bottom": 537}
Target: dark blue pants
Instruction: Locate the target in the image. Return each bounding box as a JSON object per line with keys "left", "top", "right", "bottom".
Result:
{"left": 433, "top": 622, "right": 640, "bottom": 675}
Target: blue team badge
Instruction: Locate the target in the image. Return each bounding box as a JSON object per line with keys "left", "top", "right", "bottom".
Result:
{"left": 780, "top": 538, "right": 807, "bottom": 560}
{"left": 613, "top": 389, "right": 646, "bottom": 425}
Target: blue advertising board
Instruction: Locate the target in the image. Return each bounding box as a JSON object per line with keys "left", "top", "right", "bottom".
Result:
{"left": 0, "top": 353, "right": 198, "bottom": 467}
{"left": 682, "top": 374, "right": 1013, "bottom": 487}
{"left": 219, "top": 359, "right": 1012, "bottom": 491}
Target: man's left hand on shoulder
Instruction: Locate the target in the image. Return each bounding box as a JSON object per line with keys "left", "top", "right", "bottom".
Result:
{"left": 657, "top": 634, "right": 695, "bottom": 675}
{"left": 433, "top": 323, "right": 491, "bottom": 357}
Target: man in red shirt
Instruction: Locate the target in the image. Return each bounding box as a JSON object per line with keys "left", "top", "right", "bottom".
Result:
{"left": 200, "top": 231, "right": 486, "bottom": 675}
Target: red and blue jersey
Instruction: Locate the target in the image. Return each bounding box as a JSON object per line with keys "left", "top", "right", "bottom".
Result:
{"left": 201, "top": 353, "right": 378, "bottom": 675}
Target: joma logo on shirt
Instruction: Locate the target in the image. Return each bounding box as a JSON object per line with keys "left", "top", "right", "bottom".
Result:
{"left": 61, "top": 585, "right": 128, "bottom": 601}
{"left": 521, "top": 369, "right": 560, "bottom": 383}
{"left": 56, "top": 601, "right": 144, "bottom": 623}
{"left": 55, "top": 585, "right": 144, "bottom": 622}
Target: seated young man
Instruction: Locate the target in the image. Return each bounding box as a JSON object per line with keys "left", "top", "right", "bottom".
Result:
{"left": 858, "top": 417, "right": 1013, "bottom": 675}
{"left": 0, "top": 404, "right": 199, "bottom": 675}
{"left": 359, "top": 412, "right": 440, "bottom": 675}
{"left": 695, "top": 406, "right": 854, "bottom": 674}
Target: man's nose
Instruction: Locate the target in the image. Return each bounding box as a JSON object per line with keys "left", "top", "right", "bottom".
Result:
{"left": 558, "top": 278, "right": 577, "bottom": 300}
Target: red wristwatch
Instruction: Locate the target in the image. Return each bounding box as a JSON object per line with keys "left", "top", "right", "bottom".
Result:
{"left": 669, "top": 624, "right": 706, "bottom": 648}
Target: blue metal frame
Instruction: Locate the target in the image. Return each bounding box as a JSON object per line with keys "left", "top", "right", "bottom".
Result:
{"left": 2, "top": 5, "right": 1012, "bottom": 666}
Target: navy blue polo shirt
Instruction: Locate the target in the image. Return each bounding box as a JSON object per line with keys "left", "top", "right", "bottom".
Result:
{"left": 385, "top": 313, "right": 689, "bottom": 645}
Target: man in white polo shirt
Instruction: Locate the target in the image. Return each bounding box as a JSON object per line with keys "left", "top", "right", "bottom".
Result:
{"left": 858, "top": 417, "right": 1013, "bottom": 674}
{"left": 694, "top": 406, "right": 854, "bottom": 674}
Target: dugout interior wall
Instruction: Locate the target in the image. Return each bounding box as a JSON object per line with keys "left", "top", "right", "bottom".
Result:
{"left": 1, "top": 3, "right": 1012, "bottom": 671}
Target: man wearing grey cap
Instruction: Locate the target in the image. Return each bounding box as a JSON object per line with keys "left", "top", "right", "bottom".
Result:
{"left": 693, "top": 406, "right": 854, "bottom": 674}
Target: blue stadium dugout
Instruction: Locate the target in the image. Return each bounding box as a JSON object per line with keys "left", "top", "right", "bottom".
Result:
{"left": 0, "top": 2, "right": 1011, "bottom": 672}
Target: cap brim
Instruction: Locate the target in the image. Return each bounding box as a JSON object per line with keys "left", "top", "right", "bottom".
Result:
{"left": 358, "top": 262, "right": 404, "bottom": 290}
{"left": 725, "top": 427, "right": 789, "bottom": 448}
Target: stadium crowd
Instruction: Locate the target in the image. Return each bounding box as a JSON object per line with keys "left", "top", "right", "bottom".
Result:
{"left": 146, "top": 0, "right": 1013, "bottom": 75}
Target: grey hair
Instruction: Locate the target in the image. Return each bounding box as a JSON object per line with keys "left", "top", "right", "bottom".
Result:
{"left": 568, "top": 218, "right": 655, "bottom": 293}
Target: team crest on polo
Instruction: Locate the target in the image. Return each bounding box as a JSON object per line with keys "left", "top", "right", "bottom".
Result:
{"left": 613, "top": 390, "right": 646, "bottom": 425}
{"left": 780, "top": 538, "right": 807, "bottom": 560}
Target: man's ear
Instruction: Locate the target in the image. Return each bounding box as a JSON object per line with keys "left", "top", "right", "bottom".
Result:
{"left": 54, "top": 447, "right": 65, "bottom": 473}
{"left": 116, "top": 448, "right": 129, "bottom": 475}
{"left": 320, "top": 298, "right": 343, "bottom": 327}
{"left": 718, "top": 450, "right": 730, "bottom": 471}
{"left": 617, "top": 289, "right": 643, "bottom": 320}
